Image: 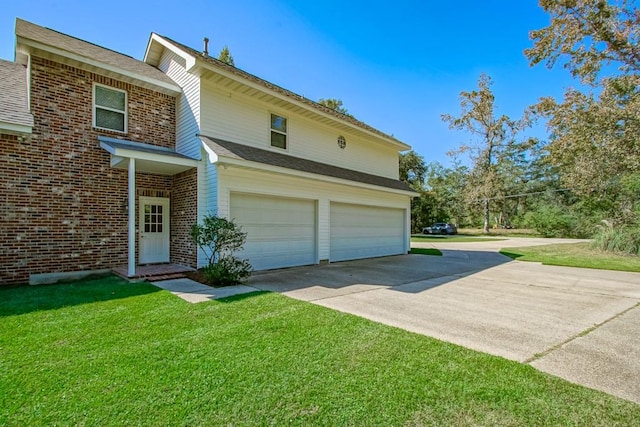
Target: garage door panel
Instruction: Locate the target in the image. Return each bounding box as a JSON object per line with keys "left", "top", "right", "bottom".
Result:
{"left": 330, "top": 203, "right": 404, "bottom": 262}
{"left": 231, "top": 193, "right": 316, "bottom": 270}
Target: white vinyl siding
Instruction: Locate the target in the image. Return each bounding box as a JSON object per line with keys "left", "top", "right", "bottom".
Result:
{"left": 199, "top": 80, "right": 399, "bottom": 179}
{"left": 330, "top": 203, "right": 405, "bottom": 262}
{"left": 230, "top": 193, "right": 316, "bottom": 270}
{"left": 158, "top": 49, "right": 201, "bottom": 158}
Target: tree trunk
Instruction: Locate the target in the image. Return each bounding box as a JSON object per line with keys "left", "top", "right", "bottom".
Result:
{"left": 483, "top": 198, "right": 490, "bottom": 234}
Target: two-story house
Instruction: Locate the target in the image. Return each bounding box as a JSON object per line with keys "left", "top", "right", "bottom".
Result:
{"left": 144, "top": 34, "right": 416, "bottom": 271}
{"left": 0, "top": 19, "right": 415, "bottom": 286}
{"left": 1, "top": 19, "right": 198, "bottom": 285}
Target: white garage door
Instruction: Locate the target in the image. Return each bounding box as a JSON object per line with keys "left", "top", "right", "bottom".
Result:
{"left": 330, "top": 203, "right": 405, "bottom": 262}
{"left": 230, "top": 193, "right": 316, "bottom": 270}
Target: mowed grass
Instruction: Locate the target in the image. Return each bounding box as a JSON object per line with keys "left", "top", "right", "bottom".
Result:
{"left": 501, "top": 242, "right": 640, "bottom": 273}
{"left": 2, "top": 277, "right": 639, "bottom": 425}
{"left": 412, "top": 235, "right": 506, "bottom": 243}
{"left": 410, "top": 247, "right": 443, "bottom": 256}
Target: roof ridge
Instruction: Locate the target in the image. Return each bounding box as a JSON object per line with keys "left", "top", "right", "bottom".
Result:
{"left": 155, "top": 34, "right": 408, "bottom": 148}
{"left": 16, "top": 18, "right": 135, "bottom": 60}
{"left": 15, "top": 18, "right": 179, "bottom": 91}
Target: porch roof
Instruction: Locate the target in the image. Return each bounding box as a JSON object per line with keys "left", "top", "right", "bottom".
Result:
{"left": 99, "top": 136, "right": 199, "bottom": 175}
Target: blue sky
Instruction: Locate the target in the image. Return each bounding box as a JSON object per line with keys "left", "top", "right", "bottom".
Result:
{"left": 0, "top": 0, "right": 577, "bottom": 166}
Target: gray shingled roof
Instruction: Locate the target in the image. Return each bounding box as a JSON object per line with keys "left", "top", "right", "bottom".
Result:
{"left": 199, "top": 135, "right": 415, "bottom": 193}
{"left": 158, "top": 34, "right": 408, "bottom": 148}
{"left": 16, "top": 18, "right": 176, "bottom": 88}
{"left": 98, "top": 136, "right": 198, "bottom": 160}
{"left": 0, "top": 59, "right": 33, "bottom": 131}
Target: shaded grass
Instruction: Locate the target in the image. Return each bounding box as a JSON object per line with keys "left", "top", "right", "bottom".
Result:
{"left": 1, "top": 276, "right": 638, "bottom": 425}
{"left": 500, "top": 242, "right": 640, "bottom": 272}
{"left": 410, "top": 247, "right": 443, "bottom": 256}
{"left": 412, "top": 235, "right": 506, "bottom": 243}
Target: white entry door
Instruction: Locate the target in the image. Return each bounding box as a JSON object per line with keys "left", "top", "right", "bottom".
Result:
{"left": 139, "top": 197, "right": 170, "bottom": 264}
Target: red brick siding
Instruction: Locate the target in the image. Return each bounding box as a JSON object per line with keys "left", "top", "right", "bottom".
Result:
{"left": 0, "top": 56, "right": 197, "bottom": 285}
{"left": 171, "top": 168, "right": 197, "bottom": 267}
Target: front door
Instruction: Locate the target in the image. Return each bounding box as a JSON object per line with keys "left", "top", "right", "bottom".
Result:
{"left": 139, "top": 197, "right": 170, "bottom": 264}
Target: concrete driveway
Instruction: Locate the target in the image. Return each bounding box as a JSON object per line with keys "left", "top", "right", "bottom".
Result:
{"left": 248, "top": 237, "right": 640, "bottom": 404}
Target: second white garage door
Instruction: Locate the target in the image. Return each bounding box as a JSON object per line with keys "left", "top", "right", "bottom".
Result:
{"left": 230, "top": 193, "right": 316, "bottom": 270}
{"left": 330, "top": 202, "right": 405, "bottom": 262}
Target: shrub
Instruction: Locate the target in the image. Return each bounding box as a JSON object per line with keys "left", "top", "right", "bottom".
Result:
{"left": 190, "top": 215, "right": 253, "bottom": 286}
{"left": 591, "top": 220, "right": 640, "bottom": 256}
{"left": 200, "top": 257, "right": 253, "bottom": 285}
{"left": 523, "top": 204, "right": 577, "bottom": 238}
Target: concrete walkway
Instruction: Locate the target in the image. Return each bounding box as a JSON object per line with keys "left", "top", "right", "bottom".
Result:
{"left": 247, "top": 237, "right": 640, "bottom": 404}
{"left": 151, "top": 278, "right": 259, "bottom": 303}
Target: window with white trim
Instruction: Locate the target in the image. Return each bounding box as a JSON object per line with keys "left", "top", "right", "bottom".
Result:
{"left": 270, "top": 113, "right": 287, "bottom": 149}
{"left": 93, "top": 84, "right": 127, "bottom": 133}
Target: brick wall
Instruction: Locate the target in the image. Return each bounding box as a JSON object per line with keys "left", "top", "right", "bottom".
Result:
{"left": 0, "top": 56, "right": 197, "bottom": 285}
{"left": 171, "top": 168, "right": 197, "bottom": 267}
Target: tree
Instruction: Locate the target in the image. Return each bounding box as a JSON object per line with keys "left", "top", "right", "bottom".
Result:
{"left": 218, "top": 46, "right": 235, "bottom": 66}
{"left": 399, "top": 150, "right": 427, "bottom": 190}
{"left": 424, "top": 161, "right": 469, "bottom": 227}
{"left": 399, "top": 150, "right": 436, "bottom": 233}
{"left": 318, "top": 98, "right": 350, "bottom": 115}
{"left": 526, "top": 0, "right": 640, "bottom": 228}
{"left": 442, "top": 74, "right": 531, "bottom": 233}
{"left": 525, "top": 0, "right": 639, "bottom": 85}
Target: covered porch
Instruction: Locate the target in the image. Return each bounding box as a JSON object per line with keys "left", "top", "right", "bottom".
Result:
{"left": 100, "top": 136, "right": 199, "bottom": 278}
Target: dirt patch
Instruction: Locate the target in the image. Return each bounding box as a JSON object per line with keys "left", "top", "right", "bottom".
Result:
{"left": 184, "top": 270, "right": 215, "bottom": 287}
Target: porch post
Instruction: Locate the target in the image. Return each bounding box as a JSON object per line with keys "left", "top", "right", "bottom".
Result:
{"left": 128, "top": 158, "right": 136, "bottom": 277}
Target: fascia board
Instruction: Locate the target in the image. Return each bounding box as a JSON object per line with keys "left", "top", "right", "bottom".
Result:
{"left": 99, "top": 141, "right": 199, "bottom": 167}
{"left": 0, "top": 121, "right": 32, "bottom": 135}
{"left": 144, "top": 34, "right": 197, "bottom": 71}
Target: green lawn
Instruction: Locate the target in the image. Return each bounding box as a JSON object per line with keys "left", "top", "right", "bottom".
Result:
{"left": 500, "top": 242, "right": 640, "bottom": 272}
{"left": 412, "top": 235, "right": 506, "bottom": 243}
{"left": 410, "top": 247, "right": 443, "bottom": 256}
{"left": 2, "top": 277, "right": 638, "bottom": 425}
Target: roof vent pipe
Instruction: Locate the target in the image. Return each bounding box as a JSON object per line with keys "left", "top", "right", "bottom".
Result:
{"left": 203, "top": 37, "right": 209, "bottom": 57}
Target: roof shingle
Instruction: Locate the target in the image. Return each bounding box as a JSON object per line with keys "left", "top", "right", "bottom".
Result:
{"left": 0, "top": 59, "right": 33, "bottom": 131}
{"left": 199, "top": 135, "right": 415, "bottom": 194}
{"left": 16, "top": 18, "right": 176, "bottom": 88}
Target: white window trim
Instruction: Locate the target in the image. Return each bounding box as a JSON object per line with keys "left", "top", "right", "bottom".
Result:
{"left": 269, "top": 112, "right": 288, "bottom": 150}
{"left": 93, "top": 83, "right": 128, "bottom": 133}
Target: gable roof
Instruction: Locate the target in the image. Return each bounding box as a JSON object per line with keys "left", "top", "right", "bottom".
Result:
{"left": 147, "top": 34, "right": 410, "bottom": 151}
{"left": 0, "top": 59, "right": 33, "bottom": 134}
{"left": 199, "top": 135, "right": 416, "bottom": 195}
{"left": 15, "top": 18, "right": 180, "bottom": 95}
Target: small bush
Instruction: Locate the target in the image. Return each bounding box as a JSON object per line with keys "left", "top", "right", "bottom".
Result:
{"left": 200, "top": 257, "right": 252, "bottom": 285}
{"left": 591, "top": 221, "right": 640, "bottom": 255}
{"left": 190, "top": 214, "right": 253, "bottom": 286}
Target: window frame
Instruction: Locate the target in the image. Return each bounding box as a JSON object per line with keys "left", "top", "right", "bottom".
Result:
{"left": 269, "top": 113, "right": 288, "bottom": 150}
{"left": 93, "top": 83, "right": 128, "bottom": 133}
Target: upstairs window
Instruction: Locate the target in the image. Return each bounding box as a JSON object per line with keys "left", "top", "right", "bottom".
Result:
{"left": 270, "top": 113, "right": 287, "bottom": 149}
{"left": 94, "top": 84, "right": 127, "bottom": 133}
